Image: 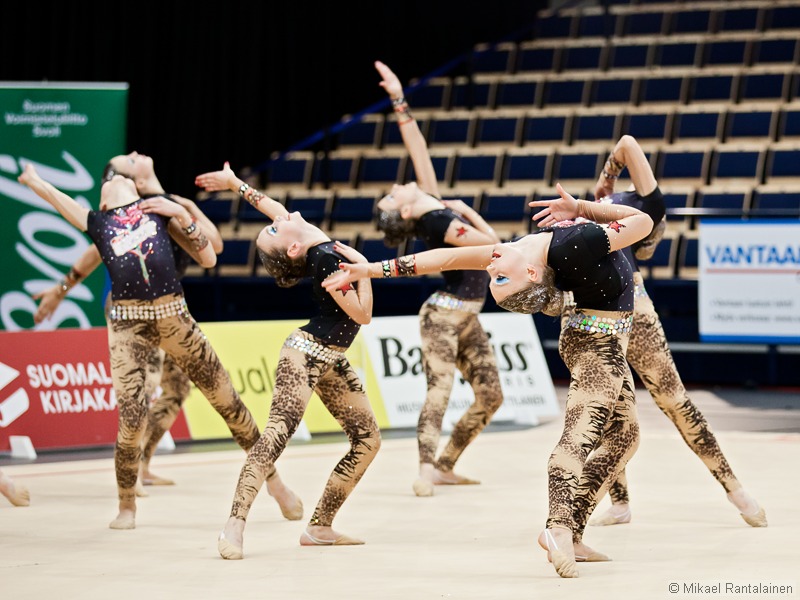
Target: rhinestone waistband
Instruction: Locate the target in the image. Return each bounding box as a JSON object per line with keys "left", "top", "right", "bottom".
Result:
{"left": 564, "top": 311, "right": 633, "bottom": 336}
{"left": 108, "top": 298, "right": 189, "bottom": 321}
{"left": 284, "top": 336, "right": 345, "bottom": 364}
{"left": 425, "top": 291, "right": 483, "bottom": 314}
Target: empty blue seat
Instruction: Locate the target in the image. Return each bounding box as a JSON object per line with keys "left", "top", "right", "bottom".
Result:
{"left": 237, "top": 199, "right": 270, "bottom": 225}
{"left": 637, "top": 234, "right": 676, "bottom": 279}
{"left": 703, "top": 39, "right": 748, "bottom": 67}
{"left": 657, "top": 147, "right": 710, "bottom": 184}
{"left": 622, "top": 109, "right": 673, "bottom": 143}
{"left": 337, "top": 114, "right": 383, "bottom": 148}
{"left": 716, "top": 6, "right": 762, "bottom": 32}
{"left": 452, "top": 150, "right": 504, "bottom": 189}
{"left": 495, "top": 77, "right": 541, "bottom": 108}
{"left": 427, "top": 112, "right": 476, "bottom": 147}
{"left": 358, "top": 151, "right": 405, "bottom": 191}
{"left": 738, "top": 71, "right": 790, "bottom": 103}
{"left": 310, "top": 151, "right": 359, "bottom": 190}
{"left": 620, "top": 10, "right": 667, "bottom": 36}
{"left": 673, "top": 108, "right": 725, "bottom": 142}
{"left": 552, "top": 150, "right": 603, "bottom": 185}
{"left": 765, "top": 4, "right": 800, "bottom": 31}
{"left": 669, "top": 8, "right": 713, "bottom": 35}
{"left": 561, "top": 42, "right": 607, "bottom": 71}
{"left": 479, "top": 191, "right": 531, "bottom": 230}
{"left": 516, "top": 43, "right": 561, "bottom": 73}
{"left": 383, "top": 118, "right": 429, "bottom": 148}
{"left": 726, "top": 107, "right": 776, "bottom": 142}
{"left": 777, "top": 106, "right": 800, "bottom": 140}
{"left": 450, "top": 77, "right": 495, "bottom": 110}
{"left": 653, "top": 40, "right": 701, "bottom": 69}
{"left": 765, "top": 145, "right": 800, "bottom": 182}
{"left": 695, "top": 188, "right": 751, "bottom": 214}
{"left": 639, "top": 75, "right": 686, "bottom": 105}
{"left": 709, "top": 146, "right": 765, "bottom": 185}
{"left": 475, "top": 112, "right": 523, "bottom": 146}
{"left": 406, "top": 149, "right": 455, "bottom": 187}
{"left": 329, "top": 192, "right": 378, "bottom": 231}
{"left": 661, "top": 186, "right": 695, "bottom": 229}
{"left": 542, "top": 78, "right": 587, "bottom": 106}
{"left": 571, "top": 111, "right": 620, "bottom": 145}
{"left": 751, "top": 36, "right": 799, "bottom": 65}
{"left": 687, "top": 73, "right": 737, "bottom": 103}
{"left": 522, "top": 112, "right": 570, "bottom": 146}
{"left": 589, "top": 76, "right": 637, "bottom": 105}
{"left": 677, "top": 232, "right": 699, "bottom": 278}
{"left": 266, "top": 151, "right": 314, "bottom": 192}
{"left": 407, "top": 78, "right": 450, "bottom": 110}
{"left": 577, "top": 9, "right": 617, "bottom": 38}
{"left": 606, "top": 40, "right": 652, "bottom": 69}
{"left": 502, "top": 148, "right": 553, "bottom": 188}
{"left": 470, "top": 42, "right": 516, "bottom": 75}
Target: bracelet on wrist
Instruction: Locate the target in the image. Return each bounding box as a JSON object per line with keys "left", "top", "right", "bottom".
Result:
{"left": 58, "top": 277, "right": 70, "bottom": 296}
{"left": 238, "top": 183, "right": 251, "bottom": 197}
{"left": 391, "top": 96, "right": 407, "bottom": 108}
{"left": 183, "top": 218, "right": 198, "bottom": 236}
{"left": 602, "top": 169, "right": 619, "bottom": 181}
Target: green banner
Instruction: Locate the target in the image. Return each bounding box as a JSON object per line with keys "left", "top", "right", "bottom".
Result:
{"left": 0, "top": 82, "right": 128, "bottom": 331}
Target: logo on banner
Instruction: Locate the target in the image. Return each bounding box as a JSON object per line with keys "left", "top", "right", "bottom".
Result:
{"left": 0, "top": 362, "right": 30, "bottom": 427}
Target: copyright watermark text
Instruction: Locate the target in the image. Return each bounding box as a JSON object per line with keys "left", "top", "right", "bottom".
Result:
{"left": 667, "top": 581, "right": 795, "bottom": 596}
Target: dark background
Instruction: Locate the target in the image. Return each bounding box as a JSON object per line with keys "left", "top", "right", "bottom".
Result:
{"left": 2, "top": 1, "right": 547, "bottom": 198}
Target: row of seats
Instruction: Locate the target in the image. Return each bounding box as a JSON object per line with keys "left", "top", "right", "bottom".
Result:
{"left": 257, "top": 142, "right": 800, "bottom": 196}
{"left": 335, "top": 103, "right": 800, "bottom": 150}
{"left": 469, "top": 32, "right": 800, "bottom": 77}
{"left": 200, "top": 181, "right": 800, "bottom": 244}
{"left": 398, "top": 65, "right": 800, "bottom": 112}
{"left": 526, "top": 2, "right": 800, "bottom": 42}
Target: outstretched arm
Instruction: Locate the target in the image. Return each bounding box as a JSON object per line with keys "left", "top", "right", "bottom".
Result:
{"left": 322, "top": 243, "right": 493, "bottom": 293}
{"left": 32, "top": 245, "right": 103, "bottom": 324}
{"left": 375, "top": 60, "right": 439, "bottom": 196}
{"left": 194, "top": 161, "right": 289, "bottom": 221}
{"left": 139, "top": 196, "right": 217, "bottom": 268}
{"left": 442, "top": 199, "right": 500, "bottom": 244}
{"left": 17, "top": 164, "right": 89, "bottom": 231}
{"left": 169, "top": 194, "right": 224, "bottom": 254}
{"left": 532, "top": 183, "right": 653, "bottom": 252}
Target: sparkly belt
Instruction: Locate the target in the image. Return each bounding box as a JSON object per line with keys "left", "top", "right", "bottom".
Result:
{"left": 564, "top": 311, "right": 633, "bottom": 336}
{"left": 284, "top": 336, "right": 345, "bottom": 363}
{"left": 108, "top": 298, "right": 189, "bottom": 321}
{"left": 425, "top": 291, "right": 483, "bottom": 314}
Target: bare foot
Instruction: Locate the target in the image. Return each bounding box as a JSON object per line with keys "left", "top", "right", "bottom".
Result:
{"left": 537, "top": 527, "right": 579, "bottom": 578}
{"left": 109, "top": 508, "right": 136, "bottom": 530}
{"left": 0, "top": 473, "right": 30, "bottom": 507}
{"left": 266, "top": 475, "right": 303, "bottom": 521}
{"left": 588, "top": 503, "right": 631, "bottom": 526}
{"left": 300, "top": 525, "right": 364, "bottom": 546}
{"left": 218, "top": 517, "right": 245, "bottom": 559}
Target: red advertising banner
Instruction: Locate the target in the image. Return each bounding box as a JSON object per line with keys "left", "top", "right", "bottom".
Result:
{"left": 0, "top": 328, "right": 190, "bottom": 451}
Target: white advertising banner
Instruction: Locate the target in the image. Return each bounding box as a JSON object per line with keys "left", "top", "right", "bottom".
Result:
{"left": 699, "top": 220, "right": 800, "bottom": 343}
{"left": 358, "top": 312, "right": 560, "bottom": 429}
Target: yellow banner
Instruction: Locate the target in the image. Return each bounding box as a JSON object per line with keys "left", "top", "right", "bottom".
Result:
{"left": 182, "top": 320, "right": 390, "bottom": 439}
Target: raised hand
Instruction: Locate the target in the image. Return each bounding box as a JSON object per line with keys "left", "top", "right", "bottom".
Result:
{"left": 530, "top": 183, "right": 580, "bottom": 228}
{"left": 375, "top": 60, "right": 403, "bottom": 99}
{"left": 32, "top": 285, "right": 64, "bottom": 324}
{"left": 195, "top": 161, "right": 237, "bottom": 192}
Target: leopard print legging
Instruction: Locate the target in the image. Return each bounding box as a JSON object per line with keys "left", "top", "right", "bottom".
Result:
{"left": 605, "top": 274, "right": 740, "bottom": 504}
{"left": 107, "top": 293, "right": 259, "bottom": 510}
{"left": 550, "top": 310, "right": 640, "bottom": 543}
{"left": 418, "top": 302, "right": 504, "bottom": 472}
{"left": 228, "top": 330, "right": 380, "bottom": 527}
